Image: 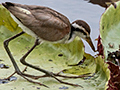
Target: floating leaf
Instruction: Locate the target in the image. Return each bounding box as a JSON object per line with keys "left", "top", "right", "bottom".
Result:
{"left": 100, "top": 1, "right": 120, "bottom": 90}
{"left": 100, "top": 1, "right": 120, "bottom": 59}
{"left": 0, "top": 4, "right": 18, "bottom": 31}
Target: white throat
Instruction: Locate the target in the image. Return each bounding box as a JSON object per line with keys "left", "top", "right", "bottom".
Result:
{"left": 71, "top": 23, "right": 88, "bottom": 40}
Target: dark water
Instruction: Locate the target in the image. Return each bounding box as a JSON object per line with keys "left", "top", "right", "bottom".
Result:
{"left": 0, "top": 0, "right": 105, "bottom": 55}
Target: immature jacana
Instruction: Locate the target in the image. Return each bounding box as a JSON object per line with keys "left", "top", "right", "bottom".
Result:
{"left": 2, "top": 2, "right": 95, "bottom": 87}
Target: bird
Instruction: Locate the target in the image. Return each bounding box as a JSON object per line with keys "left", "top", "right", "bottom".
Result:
{"left": 85, "top": 0, "right": 117, "bottom": 9}
{"left": 2, "top": 2, "right": 96, "bottom": 87}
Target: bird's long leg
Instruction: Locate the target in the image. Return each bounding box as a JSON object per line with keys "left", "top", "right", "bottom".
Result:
{"left": 4, "top": 67, "right": 27, "bottom": 80}
{"left": 20, "top": 38, "right": 83, "bottom": 87}
{"left": 3, "top": 31, "right": 48, "bottom": 87}
{"left": 20, "top": 39, "right": 53, "bottom": 75}
{"left": 4, "top": 31, "right": 25, "bottom": 74}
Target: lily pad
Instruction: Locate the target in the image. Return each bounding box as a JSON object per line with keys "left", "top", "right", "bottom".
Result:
{"left": 100, "top": 1, "right": 120, "bottom": 59}
{"left": 100, "top": 1, "right": 120, "bottom": 90}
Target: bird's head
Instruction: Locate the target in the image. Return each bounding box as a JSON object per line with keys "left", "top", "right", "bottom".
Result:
{"left": 69, "top": 20, "right": 96, "bottom": 52}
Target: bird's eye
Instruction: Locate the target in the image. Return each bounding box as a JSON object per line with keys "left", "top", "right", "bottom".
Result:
{"left": 75, "top": 28, "right": 87, "bottom": 36}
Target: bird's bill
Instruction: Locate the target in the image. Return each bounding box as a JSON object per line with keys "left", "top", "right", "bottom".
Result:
{"left": 86, "top": 37, "right": 96, "bottom": 52}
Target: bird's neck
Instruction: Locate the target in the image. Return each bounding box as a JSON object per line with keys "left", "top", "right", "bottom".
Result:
{"left": 67, "top": 24, "right": 89, "bottom": 43}
{"left": 67, "top": 25, "right": 76, "bottom": 43}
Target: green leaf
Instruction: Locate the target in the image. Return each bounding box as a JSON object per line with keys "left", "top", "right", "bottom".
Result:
{"left": 100, "top": 1, "right": 120, "bottom": 59}
{"left": 100, "top": 1, "right": 120, "bottom": 90}
{"left": 0, "top": 4, "right": 18, "bottom": 32}
{"left": 62, "top": 53, "right": 96, "bottom": 75}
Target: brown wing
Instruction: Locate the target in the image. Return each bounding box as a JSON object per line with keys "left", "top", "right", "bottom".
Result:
{"left": 2, "top": 2, "right": 71, "bottom": 41}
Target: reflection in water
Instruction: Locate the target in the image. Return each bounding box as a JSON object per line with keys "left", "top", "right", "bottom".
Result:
{"left": 0, "top": 0, "right": 105, "bottom": 55}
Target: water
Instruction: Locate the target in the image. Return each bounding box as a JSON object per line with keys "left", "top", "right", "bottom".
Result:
{"left": 0, "top": 0, "right": 105, "bottom": 55}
